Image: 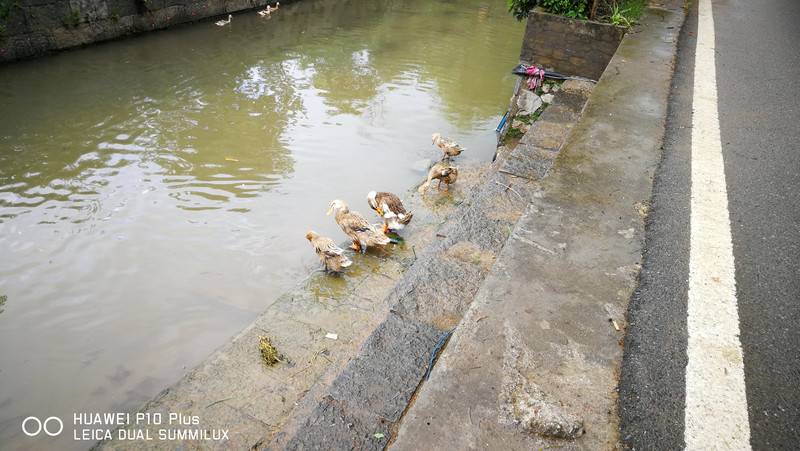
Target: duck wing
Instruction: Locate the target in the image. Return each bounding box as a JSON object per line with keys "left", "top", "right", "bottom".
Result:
{"left": 314, "top": 236, "right": 345, "bottom": 257}
{"left": 376, "top": 192, "right": 407, "bottom": 217}
{"left": 340, "top": 211, "right": 373, "bottom": 233}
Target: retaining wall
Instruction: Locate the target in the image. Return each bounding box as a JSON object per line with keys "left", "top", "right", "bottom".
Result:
{"left": 0, "top": 0, "right": 285, "bottom": 63}
{"left": 520, "top": 9, "right": 625, "bottom": 80}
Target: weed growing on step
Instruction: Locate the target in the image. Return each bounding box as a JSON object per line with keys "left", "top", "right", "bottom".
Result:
{"left": 258, "top": 335, "right": 284, "bottom": 365}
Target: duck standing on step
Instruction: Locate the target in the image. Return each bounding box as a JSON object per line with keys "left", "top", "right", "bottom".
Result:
{"left": 305, "top": 231, "right": 352, "bottom": 273}
{"left": 327, "top": 199, "right": 390, "bottom": 253}
{"left": 215, "top": 14, "right": 232, "bottom": 26}
{"left": 432, "top": 133, "right": 466, "bottom": 160}
{"left": 419, "top": 161, "right": 458, "bottom": 193}
{"left": 367, "top": 191, "right": 413, "bottom": 233}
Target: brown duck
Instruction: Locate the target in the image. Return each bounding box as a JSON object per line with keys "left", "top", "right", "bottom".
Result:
{"left": 432, "top": 133, "right": 466, "bottom": 159}
{"left": 367, "top": 191, "right": 413, "bottom": 233}
{"left": 419, "top": 162, "right": 459, "bottom": 193}
{"left": 305, "top": 231, "right": 352, "bottom": 273}
{"left": 327, "top": 199, "right": 390, "bottom": 253}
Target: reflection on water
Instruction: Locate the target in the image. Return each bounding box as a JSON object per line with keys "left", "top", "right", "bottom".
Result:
{"left": 0, "top": 0, "right": 522, "bottom": 448}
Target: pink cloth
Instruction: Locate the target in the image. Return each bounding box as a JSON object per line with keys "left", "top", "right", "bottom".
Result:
{"left": 525, "top": 65, "right": 545, "bottom": 91}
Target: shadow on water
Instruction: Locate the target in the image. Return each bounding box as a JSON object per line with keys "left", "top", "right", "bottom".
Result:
{"left": 0, "top": 0, "right": 522, "bottom": 448}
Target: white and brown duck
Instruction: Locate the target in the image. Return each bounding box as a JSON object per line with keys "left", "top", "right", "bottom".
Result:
{"left": 367, "top": 191, "right": 413, "bottom": 233}
{"left": 327, "top": 199, "right": 390, "bottom": 253}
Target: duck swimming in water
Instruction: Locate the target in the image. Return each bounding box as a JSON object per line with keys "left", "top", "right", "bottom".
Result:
{"left": 215, "top": 14, "right": 232, "bottom": 26}
{"left": 327, "top": 199, "right": 390, "bottom": 253}
{"left": 305, "top": 231, "right": 352, "bottom": 273}
{"left": 367, "top": 191, "right": 413, "bottom": 233}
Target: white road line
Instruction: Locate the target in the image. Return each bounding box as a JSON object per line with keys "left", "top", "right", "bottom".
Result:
{"left": 685, "top": 0, "right": 751, "bottom": 449}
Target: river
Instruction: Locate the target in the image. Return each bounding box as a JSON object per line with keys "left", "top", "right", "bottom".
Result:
{"left": 0, "top": 0, "right": 522, "bottom": 448}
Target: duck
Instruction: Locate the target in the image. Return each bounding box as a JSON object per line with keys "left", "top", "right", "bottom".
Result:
{"left": 273, "top": 2, "right": 280, "bottom": 9}
{"left": 215, "top": 14, "right": 232, "bottom": 26}
{"left": 257, "top": 6, "right": 271, "bottom": 16}
{"left": 327, "top": 199, "right": 391, "bottom": 253}
{"left": 419, "top": 162, "right": 458, "bottom": 193}
{"left": 367, "top": 191, "right": 413, "bottom": 233}
{"left": 305, "top": 231, "right": 352, "bottom": 273}
{"left": 432, "top": 133, "right": 466, "bottom": 160}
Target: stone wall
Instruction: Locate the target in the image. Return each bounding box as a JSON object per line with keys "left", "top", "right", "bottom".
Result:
{"left": 520, "top": 9, "right": 625, "bottom": 80}
{"left": 0, "top": 0, "right": 287, "bottom": 63}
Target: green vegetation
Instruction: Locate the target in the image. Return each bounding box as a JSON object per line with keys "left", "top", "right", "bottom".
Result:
{"left": 505, "top": 126, "right": 524, "bottom": 141}
{"left": 110, "top": 12, "right": 120, "bottom": 23}
{"left": 63, "top": 9, "right": 80, "bottom": 28}
{"left": 515, "top": 109, "right": 542, "bottom": 124}
{"left": 507, "top": 0, "right": 645, "bottom": 25}
{"left": 540, "top": 0, "right": 589, "bottom": 19}
{"left": 258, "top": 335, "right": 284, "bottom": 365}
{"left": 0, "top": 0, "right": 19, "bottom": 36}
{"left": 604, "top": 0, "right": 645, "bottom": 25}
{"left": 507, "top": 0, "right": 536, "bottom": 21}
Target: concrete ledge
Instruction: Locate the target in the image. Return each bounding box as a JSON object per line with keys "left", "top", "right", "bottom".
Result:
{"left": 392, "top": 3, "right": 686, "bottom": 449}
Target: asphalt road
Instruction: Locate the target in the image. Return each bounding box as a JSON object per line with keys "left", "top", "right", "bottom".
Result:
{"left": 620, "top": 0, "right": 800, "bottom": 449}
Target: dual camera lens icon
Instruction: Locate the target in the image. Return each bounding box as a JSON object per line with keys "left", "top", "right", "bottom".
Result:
{"left": 22, "top": 416, "right": 64, "bottom": 437}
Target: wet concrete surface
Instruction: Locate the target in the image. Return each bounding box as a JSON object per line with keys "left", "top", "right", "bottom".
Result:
{"left": 392, "top": 4, "right": 685, "bottom": 450}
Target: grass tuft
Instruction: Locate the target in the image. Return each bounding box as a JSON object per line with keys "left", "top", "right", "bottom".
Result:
{"left": 258, "top": 335, "right": 284, "bottom": 365}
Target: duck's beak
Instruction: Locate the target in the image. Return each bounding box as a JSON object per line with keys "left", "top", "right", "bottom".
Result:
{"left": 326, "top": 206, "right": 334, "bottom": 216}
{"left": 376, "top": 207, "right": 384, "bottom": 216}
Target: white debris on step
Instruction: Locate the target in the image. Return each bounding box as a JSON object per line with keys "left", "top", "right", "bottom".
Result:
{"left": 541, "top": 93, "right": 555, "bottom": 104}
{"left": 516, "top": 90, "right": 543, "bottom": 115}
{"left": 325, "top": 332, "right": 338, "bottom": 340}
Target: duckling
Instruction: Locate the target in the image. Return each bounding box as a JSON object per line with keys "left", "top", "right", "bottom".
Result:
{"left": 257, "top": 6, "right": 271, "bottom": 16}
{"left": 215, "top": 14, "right": 232, "bottom": 26}
{"left": 305, "top": 231, "right": 352, "bottom": 273}
{"left": 419, "top": 162, "right": 458, "bottom": 193}
{"left": 273, "top": 1, "right": 280, "bottom": 9}
{"left": 327, "top": 199, "right": 390, "bottom": 253}
{"left": 367, "top": 191, "right": 413, "bottom": 233}
{"left": 432, "top": 133, "right": 466, "bottom": 160}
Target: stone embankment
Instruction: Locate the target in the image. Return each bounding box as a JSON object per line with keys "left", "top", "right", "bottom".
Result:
{"left": 0, "top": 0, "right": 284, "bottom": 62}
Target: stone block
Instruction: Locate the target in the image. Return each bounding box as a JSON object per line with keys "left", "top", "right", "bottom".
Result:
{"left": 519, "top": 10, "right": 626, "bottom": 79}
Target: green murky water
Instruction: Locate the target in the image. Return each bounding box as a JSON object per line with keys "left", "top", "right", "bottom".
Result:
{"left": 0, "top": 0, "right": 522, "bottom": 447}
